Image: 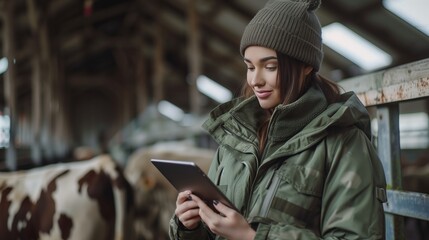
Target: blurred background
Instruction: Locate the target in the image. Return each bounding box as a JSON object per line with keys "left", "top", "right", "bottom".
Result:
{"left": 0, "top": 0, "right": 428, "bottom": 239}
{"left": 1, "top": 0, "right": 428, "bottom": 169}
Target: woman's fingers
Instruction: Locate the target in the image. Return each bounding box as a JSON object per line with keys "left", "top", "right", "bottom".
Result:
{"left": 190, "top": 194, "right": 223, "bottom": 224}
{"left": 189, "top": 194, "right": 214, "bottom": 213}
{"left": 178, "top": 208, "right": 201, "bottom": 229}
{"left": 175, "top": 191, "right": 201, "bottom": 229}
{"left": 212, "top": 200, "right": 232, "bottom": 216}
{"left": 189, "top": 194, "right": 255, "bottom": 240}
{"left": 176, "top": 190, "right": 192, "bottom": 205}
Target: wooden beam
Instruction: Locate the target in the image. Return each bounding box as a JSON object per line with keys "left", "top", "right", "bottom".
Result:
{"left": 60, "top": 1, "right": 133, "bottom": 34}
{"left": 161, "top": 0, "right": 240, "bottom": 53}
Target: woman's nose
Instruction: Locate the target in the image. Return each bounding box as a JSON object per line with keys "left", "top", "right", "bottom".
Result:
{"left": 249, "top": 70, "right": 263, "bottom": 86}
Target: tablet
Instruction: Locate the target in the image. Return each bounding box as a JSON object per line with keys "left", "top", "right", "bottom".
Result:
{"left": 151, "top": 159, "right": 238, "bottom": 211}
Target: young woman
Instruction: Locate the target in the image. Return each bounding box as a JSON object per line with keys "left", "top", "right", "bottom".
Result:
{"left": 169, "top": 0, "right": 387, "bottom": 239}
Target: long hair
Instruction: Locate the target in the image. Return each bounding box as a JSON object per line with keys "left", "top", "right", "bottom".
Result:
{"left": 241, "top": 52, "right": 342, "bottom": 154}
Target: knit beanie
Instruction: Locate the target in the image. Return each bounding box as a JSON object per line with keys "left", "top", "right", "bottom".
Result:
{"left": 240, "top": 0, "right": 323, "bottom": 71}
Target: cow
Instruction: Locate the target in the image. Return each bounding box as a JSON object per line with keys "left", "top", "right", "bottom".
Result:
{"left": 0, "top": 154, "right": 134, "bottom": 240}
{"left": 124, "top": 140, "right": 215, "bottom": 240}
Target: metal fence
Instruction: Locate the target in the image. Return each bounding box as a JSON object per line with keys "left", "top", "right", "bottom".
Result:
{"left": 339, "top": 58, "right": 429, "bottom": 239}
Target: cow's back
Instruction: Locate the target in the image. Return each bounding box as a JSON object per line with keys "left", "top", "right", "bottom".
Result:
{"left": 0, "top": 154, "right": 133, "bottom": 240}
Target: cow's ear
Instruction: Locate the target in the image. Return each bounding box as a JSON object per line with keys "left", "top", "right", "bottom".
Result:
{"left": 141, "top": 176, "right": 156, "bottom": 190}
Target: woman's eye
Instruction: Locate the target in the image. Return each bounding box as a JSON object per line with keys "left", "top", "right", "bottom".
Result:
{"left": 266, "top": 66, "right": 277, "bottom": 71}
{"left": 247, "top": 66, "right": 255, "bottom": 71}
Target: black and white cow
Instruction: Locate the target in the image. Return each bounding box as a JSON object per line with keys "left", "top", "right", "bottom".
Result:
{"left": 0, "top": 154, "right": 134, "bottom": 240}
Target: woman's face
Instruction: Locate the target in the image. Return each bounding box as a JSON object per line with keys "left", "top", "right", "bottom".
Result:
{"left": 244, "top": 46, "right": 281, "bottom": 110}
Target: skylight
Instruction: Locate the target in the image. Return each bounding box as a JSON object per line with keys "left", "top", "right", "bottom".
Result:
{"left": 322, "top": 22, "right": 393, "bottom": 71}
{"left": 0, "top": 57, "right": 8, "bottom": 75}
{"left": 384, "top": 0, "right": 429, "bottom": 36}
{"left": 196, "top": 75, "right": 233, "bottom": 103}
{"left": 157, "top": 100, "right": 184, "bottom": 122}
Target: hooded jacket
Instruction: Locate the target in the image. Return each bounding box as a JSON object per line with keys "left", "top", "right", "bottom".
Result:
{"left": 169, "top": 85, "right": 387, "bottom": 240}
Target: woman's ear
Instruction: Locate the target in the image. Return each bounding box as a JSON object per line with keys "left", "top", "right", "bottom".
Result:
{"left": 304, "top": 66, "right": 313, "bottom": 76}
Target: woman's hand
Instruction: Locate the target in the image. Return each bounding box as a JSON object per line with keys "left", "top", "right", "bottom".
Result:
{"left": 190, "top": 194, "right": 256, "bottom": 240}
{"left": 175, "top": 190, "right": 201, "bottom": 230}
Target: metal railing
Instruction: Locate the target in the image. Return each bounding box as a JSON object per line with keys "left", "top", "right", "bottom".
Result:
{"left": 339, "top": 58, "right": 429, "bottom": 239}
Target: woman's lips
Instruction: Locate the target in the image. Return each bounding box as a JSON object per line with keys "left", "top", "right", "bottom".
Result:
{"left": 255, "top": 90, "right": 272, "bottom": 99}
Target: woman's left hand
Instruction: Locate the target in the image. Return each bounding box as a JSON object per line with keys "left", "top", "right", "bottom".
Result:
{"left": 190, "top": 194, "right": 256, "bottom": 240}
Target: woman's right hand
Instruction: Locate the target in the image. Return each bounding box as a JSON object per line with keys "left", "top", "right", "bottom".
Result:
{"left": 175, "top": 190, "right": 201, "bottom": 230}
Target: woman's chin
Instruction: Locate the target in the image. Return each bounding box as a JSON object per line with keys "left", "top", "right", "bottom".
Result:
{"left": 258, "top": 100, "right": 276, "bottom": 110}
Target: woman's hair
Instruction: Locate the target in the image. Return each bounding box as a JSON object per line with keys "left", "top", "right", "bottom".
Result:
{"left": 241, "top": 52, "right": 342, "bottom": 154}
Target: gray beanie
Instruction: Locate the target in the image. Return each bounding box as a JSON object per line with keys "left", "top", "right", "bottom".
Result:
{"left": 240, "top": 0, "right": 323, "bottom": 71}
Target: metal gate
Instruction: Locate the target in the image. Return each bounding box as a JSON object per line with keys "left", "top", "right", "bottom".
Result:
{"left": 339, "top": 58, "right": 429, "bottom": 239}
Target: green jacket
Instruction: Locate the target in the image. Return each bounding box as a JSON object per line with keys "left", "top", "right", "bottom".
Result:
{"left": 169, "top": 85, "right": 387, "bottom": 240}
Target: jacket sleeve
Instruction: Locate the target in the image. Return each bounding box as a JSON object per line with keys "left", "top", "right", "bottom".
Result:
{"left": 253, "top": 128, "right": 386, "bottom": 239}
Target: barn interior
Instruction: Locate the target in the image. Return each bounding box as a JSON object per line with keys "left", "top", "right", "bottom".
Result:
{"left": 0, "top": 0, "right": 428, "bottom": 239}
{"left": 1, "top": 0, "right": 428, "bottom": 168}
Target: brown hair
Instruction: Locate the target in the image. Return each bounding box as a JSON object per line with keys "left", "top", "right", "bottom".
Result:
{"left": 241, "top": 52, "right": 342, "bottom": 154}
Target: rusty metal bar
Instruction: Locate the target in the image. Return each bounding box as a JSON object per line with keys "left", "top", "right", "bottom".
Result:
{"left": 339, "top": 58, "right": 429, "bottom": 107}
{"left": 384, "top": 190, "right": 429, "bottom": 221}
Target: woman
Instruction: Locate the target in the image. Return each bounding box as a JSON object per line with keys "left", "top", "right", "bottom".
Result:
{"left": 169, "top": 0, "right": 387, "bottom": 239}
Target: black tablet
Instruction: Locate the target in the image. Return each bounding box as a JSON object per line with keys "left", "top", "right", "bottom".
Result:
{"left": 151, "top": 159, "right": 238, "bottom": 212}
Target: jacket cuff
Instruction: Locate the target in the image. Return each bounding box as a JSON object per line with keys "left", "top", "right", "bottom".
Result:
{"left": 254, "top": 223, "right": 270, "bottom": 239}
{"left": 170, "top": 216, "right": 206, "bottom": 239}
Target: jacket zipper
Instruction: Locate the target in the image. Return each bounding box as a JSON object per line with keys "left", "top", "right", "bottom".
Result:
{"left": 245, "top": 109, "right": 292, "bottom": 218}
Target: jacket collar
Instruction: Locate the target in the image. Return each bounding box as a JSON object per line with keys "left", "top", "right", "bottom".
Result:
{"left": 267, "top": 86, "right": 328, "bottom": 141}
{"left": 228, "top": 85, "right": 328, "bottom": 141}
{"left": 203, "top": 85, "right": 372, "bottom": 162}
{"left": 203, "top": 85, "right": 328, "bottom": 143}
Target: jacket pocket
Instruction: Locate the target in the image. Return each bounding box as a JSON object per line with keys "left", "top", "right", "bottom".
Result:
{"left": 266, "top": 164, "right": 324, "bottom": 230}
{"left": 277, "top": 164, "right": 324, "bottom": 197}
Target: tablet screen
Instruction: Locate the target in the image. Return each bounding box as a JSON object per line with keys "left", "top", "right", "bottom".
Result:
{"left": 151, "top": 159, "right": 238, "bottom": 211}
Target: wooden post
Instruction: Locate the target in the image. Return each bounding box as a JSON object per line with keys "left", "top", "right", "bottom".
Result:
{"left": 51, "top": 55, "right": 70, "bottom": 158}
{"left": 187, "top": 0, "right": 202, "bottom": 115}
{"left": 30, "top": 55, "right": 43, "bottom": 164}
{"left": 153, "top": 11, "right": 165, "bottom": 106}
{"left": 132, "top": 4, "right": 150, "bottom": 116}
{"left": 114, "top": 48, "right": 133, "bottom": 127}
{"left": 26, "top": 0, "right": 44, "bottom": 164}
{"left": 27, "top": 0, "right": 60, "bottom": 162}
{"left": 39, "top": 20, "right": 55, "bottom": 161}
{"left": 136, "top": 51, "right": 148, "bottom": 114}
{"left": 2, "top": 0, "right": 18, "bottom": 170}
